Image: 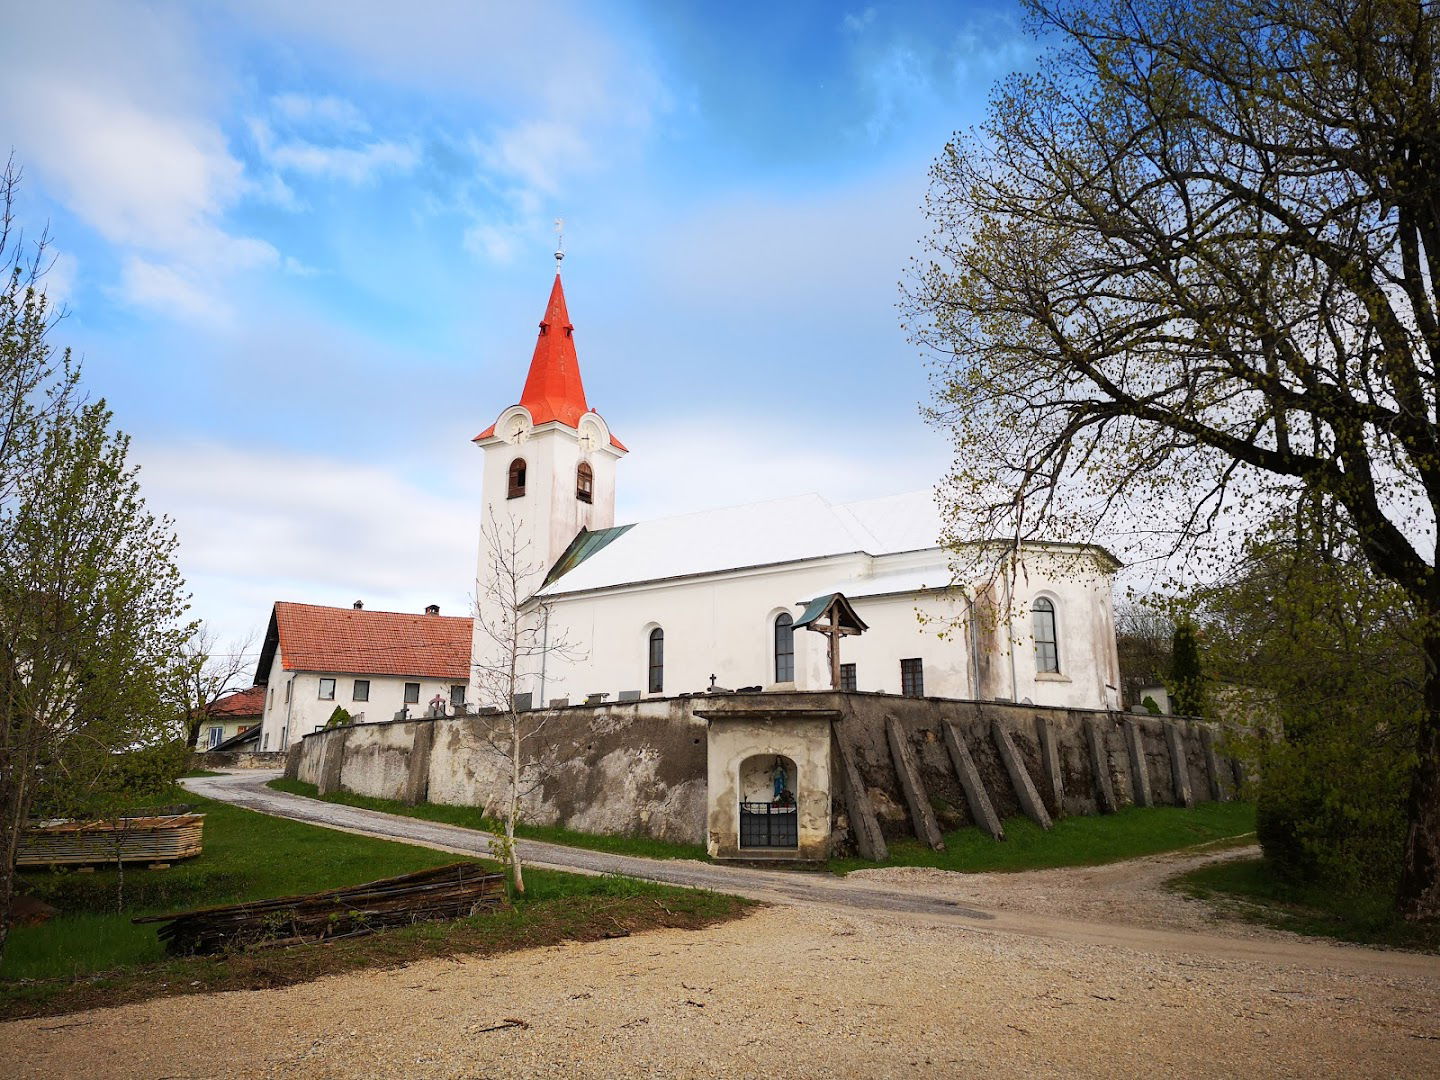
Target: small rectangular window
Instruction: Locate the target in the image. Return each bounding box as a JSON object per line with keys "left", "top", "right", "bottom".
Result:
{"left": 840, "top": 663, "right": 857, "bottom": 691}
{"left": 318, "top": 678, "right": 336, "bottom": 700}
{"left": 284, "top": 681, "right": 292, "bottom": 703}
{"left": 206, "top": 726, "right": 222, "bottom": 749}
{"left": 900, "top": 658, "right": 924, "bottom": 698}
{"left": 450, "top": 684, "right": 466, "bottom": 707}
{"left": 353, "top": 679, "right": 370, "bottom": 702}
{"left": 404, "top": 682, "right": 420, "bottom": 704}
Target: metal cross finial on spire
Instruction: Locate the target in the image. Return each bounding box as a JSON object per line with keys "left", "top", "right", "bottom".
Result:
{"left": 554, "top": 217, "right": 565, "bottom": 272}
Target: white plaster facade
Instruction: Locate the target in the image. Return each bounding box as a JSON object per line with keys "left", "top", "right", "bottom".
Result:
{"left": 256, "top": 646, "right": 468, "bottom": 752}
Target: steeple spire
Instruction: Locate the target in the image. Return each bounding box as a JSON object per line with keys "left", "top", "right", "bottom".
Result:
{"left": 517, "top": 272, "right": 589, "bottom": 427}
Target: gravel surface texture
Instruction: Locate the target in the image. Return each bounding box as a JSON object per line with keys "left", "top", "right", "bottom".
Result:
{"left": 5, "top": 904, "right": 1438, "bottom": 1079}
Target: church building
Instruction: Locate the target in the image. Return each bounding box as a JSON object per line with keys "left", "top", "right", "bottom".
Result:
{"left": 471, "top": 267, "right": 1124, "bottom": 713}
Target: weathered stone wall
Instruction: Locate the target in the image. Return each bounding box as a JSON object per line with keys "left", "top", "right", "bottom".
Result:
{"left": 297, "top": 698, "right": 708, "bottom": 845}
{"left": 294, "top": 691, "right": 1237, "bottom": 850}
{"left": 189, "top": 750, "right": 288, "bottom": 771}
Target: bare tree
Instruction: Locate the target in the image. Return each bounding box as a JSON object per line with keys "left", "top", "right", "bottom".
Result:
{"left": 176, "top": 623, "right": 258, "bottom": 749}
{"left": 471, "top": 512, "right": 581, "bottom": 895}
{"left": 907, "top": 0, "right": 1440, "bottom": 919}
{"left": 1115, "top": 600, "right": 1175, "bottom": 708}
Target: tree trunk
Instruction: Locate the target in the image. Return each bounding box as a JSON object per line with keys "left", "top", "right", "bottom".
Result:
{"left": 508, "top": 729, "right": 525, "bottom": 896}
{"left": 1398, "top": 623, "right": 1440, "bottom": 920}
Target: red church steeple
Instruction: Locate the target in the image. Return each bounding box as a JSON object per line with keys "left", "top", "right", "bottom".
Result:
{"left": 474, "top": 270, "right": 625, "bottom": 449}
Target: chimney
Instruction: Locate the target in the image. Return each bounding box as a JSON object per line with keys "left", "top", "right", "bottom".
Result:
{"left": 425, "top": 604, "right": 440, "bottom": 616}
{"left": 353, "top": 601, "right": 364, "bottom": 610}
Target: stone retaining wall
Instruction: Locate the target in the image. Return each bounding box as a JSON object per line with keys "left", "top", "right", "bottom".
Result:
{"left": 290, "top": 692, "right": 1241, "bottom": 853}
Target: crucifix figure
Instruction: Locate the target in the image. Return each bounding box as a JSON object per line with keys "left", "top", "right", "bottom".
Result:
{"left": 793, "top": 592, "right": 869, "bottom": 690}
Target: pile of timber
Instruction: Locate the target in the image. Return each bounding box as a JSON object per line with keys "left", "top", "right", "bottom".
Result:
{"left": 16, "top": 814, "right": 205, "bottom": 868}
{"left": 134, "top": 861, "right": 506, "bottom": 955}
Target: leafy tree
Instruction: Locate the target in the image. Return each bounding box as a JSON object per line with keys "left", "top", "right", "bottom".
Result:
{"left": 1192, "top": 511, "right": 1421, "bottom": 891}
{"left": 0, "top": 162, "right": 191, "bottom": 958}
{"left": 908, "top": 0, "right": 1440, "bottom": 918}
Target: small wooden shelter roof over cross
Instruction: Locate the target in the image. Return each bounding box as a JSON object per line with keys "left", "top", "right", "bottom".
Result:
{"left": 794, "top": 592, "right": 868, "bottom": 634}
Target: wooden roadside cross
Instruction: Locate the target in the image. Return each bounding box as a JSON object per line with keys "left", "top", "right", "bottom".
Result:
{"left": 794, "top": 593, "right": 869, "bottom": 690}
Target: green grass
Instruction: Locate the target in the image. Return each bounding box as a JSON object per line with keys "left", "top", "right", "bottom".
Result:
{"left": 179, "top": 768, "right": 224, "bottom": 778}
{"left": 267, "top": 778, "right": 710, "bottom": 862}
{"left": 3, "top": 789, "right": 751, "bottom": 1019}
{"left": 1171, "top": 857, "right": 1440, "bottom": 953}
{"left": 828, "top": 801, "right": 1257, "bottom": 875}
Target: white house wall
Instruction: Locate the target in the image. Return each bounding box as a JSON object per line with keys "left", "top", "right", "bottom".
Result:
{"left": 257, "top": 644, "right": 466, "bottom": 752}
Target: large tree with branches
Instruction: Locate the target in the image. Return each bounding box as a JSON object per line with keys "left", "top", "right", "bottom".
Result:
{"left": 907, "top": 0, "right": 1440, "bottom": 917}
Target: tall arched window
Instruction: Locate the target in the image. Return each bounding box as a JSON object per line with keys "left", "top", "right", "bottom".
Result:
{"left": 648, "top": 627, "right": 664, "bottom": 693}
{"left": 1033, "top": 597, "right": 1060, "bottom": 673}
{"left": 507, "top": 458, "right": 527, "bottom": 499}
{"left": 773, "top": 613, "right": 794, "bottom": 682}
{"left": 576, "top": 461, "right": 593, "bottom": 504}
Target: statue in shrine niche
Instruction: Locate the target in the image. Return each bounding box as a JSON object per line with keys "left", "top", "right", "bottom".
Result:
{"left": 772, "top": 758, "right": 795, "bottom": 808}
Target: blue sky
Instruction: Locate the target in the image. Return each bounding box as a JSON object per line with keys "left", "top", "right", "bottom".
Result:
{"left": 1, "top": 0, "right": 1038, "bottom": 655}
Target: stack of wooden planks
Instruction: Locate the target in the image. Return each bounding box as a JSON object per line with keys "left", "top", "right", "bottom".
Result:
{"left": 134, "top": 861, "right": 506, "bottom": 954}
{"left": 16, "top": 814, "right": 205, "bottom": 868}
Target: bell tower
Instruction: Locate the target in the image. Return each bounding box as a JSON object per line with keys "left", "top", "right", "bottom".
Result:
{"left": 472, "top": 261, "right": 627, "bottom": 603}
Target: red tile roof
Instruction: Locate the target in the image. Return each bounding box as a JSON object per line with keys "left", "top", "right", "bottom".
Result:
{"left": 474, "top": 273, "right": 626, "bottom": 450}
{"left": 208, "top": 684, "right": 266, "bottom": 719}
{"left": 268, "top": 602, "right": 471, "bottom": 680}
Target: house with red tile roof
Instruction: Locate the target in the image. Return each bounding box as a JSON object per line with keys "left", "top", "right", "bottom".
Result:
{"left": 254, "top": 600, "right": 472, "bottom": 752}
{"left": 194, "top": 684, "right": 266, "bottom": 751}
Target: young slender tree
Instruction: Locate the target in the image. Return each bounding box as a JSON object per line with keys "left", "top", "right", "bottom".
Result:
{"left": 907, "top": 0, "right": 1440, "bottom": 919}
{"left": 470, "top": 512, "right": 580, "bottom": 896}
{"left": 0, "top": 163, "right": 191, "bottom": 959}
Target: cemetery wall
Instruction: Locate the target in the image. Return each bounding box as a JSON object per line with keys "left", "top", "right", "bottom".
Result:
{"left": 290, "top": 691, "right": 1238, "bottom": 850}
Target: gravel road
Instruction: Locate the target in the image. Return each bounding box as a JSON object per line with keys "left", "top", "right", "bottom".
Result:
{"left": 4, "top": 769, "right": 1436, "bottom": 1078}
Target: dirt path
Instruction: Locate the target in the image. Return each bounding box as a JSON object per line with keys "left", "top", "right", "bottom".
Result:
{"left": 5, "top": 903, "right": 1438, "bottom": 1079}
{"left": 182, "top": 771, "right": 1440, "bottom": 978}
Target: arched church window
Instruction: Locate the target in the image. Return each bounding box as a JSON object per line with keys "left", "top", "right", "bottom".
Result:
{"left": 507, "top": 458, "right": 526, "bottom": 499}
{"left": 576, "top": 461, "right": 593, "bottom": 504}
{"left": 647, "top": 628, "right": 664, "bottom": 693}
{"left": 1033, "top": 597, "right": 1060, "bottom": 673}
{"left": 773, "top": 613, "right": 794, "bottom": 682}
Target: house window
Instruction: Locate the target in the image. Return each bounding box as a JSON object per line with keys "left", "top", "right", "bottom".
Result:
{"left": 773, "top": 613, "right": 794, "bottom": 682}
{"left": 450, "top": 684, "right": 466, "bottom": 707}
{"left": 353, "top": 679, "right": 370, "bottom": 702}
{"left": 404, "top": 682, "right": 420, "bottom": 704}
{"left": 648, "top": 628, "right": 664, "bottom": 694}
{"left": 206, "top": 726, "right": 223, "bottom": 749}
{"left": 1033, "top": 597, "right": 1060, "bottom": 673}
{"left": 840, "top": 663, "right": 857, "bottom": 691}
{"left": 508, "top": 458, "right": 527, "bottom": 499}
{"left": 267, "top": 688, "right": 273, "bottom": 710}
{"left": 900, "top": 658, "right": 924, "bottom": 697}
{"left": 576, "top": 461, "right": 593, "bottom": 504}
{"left": 284, "top": 680, "right": 291, "bottom": 703}
{"left": 319, "top": 678, "right": 336, "bottom": 700}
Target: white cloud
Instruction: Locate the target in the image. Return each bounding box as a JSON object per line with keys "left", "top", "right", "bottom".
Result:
{"left": 135, "top": 440, "right": 481, "bottom": 649}
{"left": 120, "top": 257, "right": 233, "bottom": 325}
{"left": 0, "top": 3, "right": 277, "bottom": 320}
{"left": 250, "top": 115, "right": 419, "bottom": 185}
{"left": 270, "top": 92, "right": 371, "bottom": 134}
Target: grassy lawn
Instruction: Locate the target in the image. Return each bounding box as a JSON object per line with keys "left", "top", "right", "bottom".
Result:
{"left": 1170, "top": 857, "right": 1440, "bottom": 953}
{"left": 829, "top": 801, "right": 1257, "bottom": 875}
{"left": 2, "top": 790, "right": 750, "bottom": 1021}
{"left": 267, "top": 778, "right": 710, "bottom": 862}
